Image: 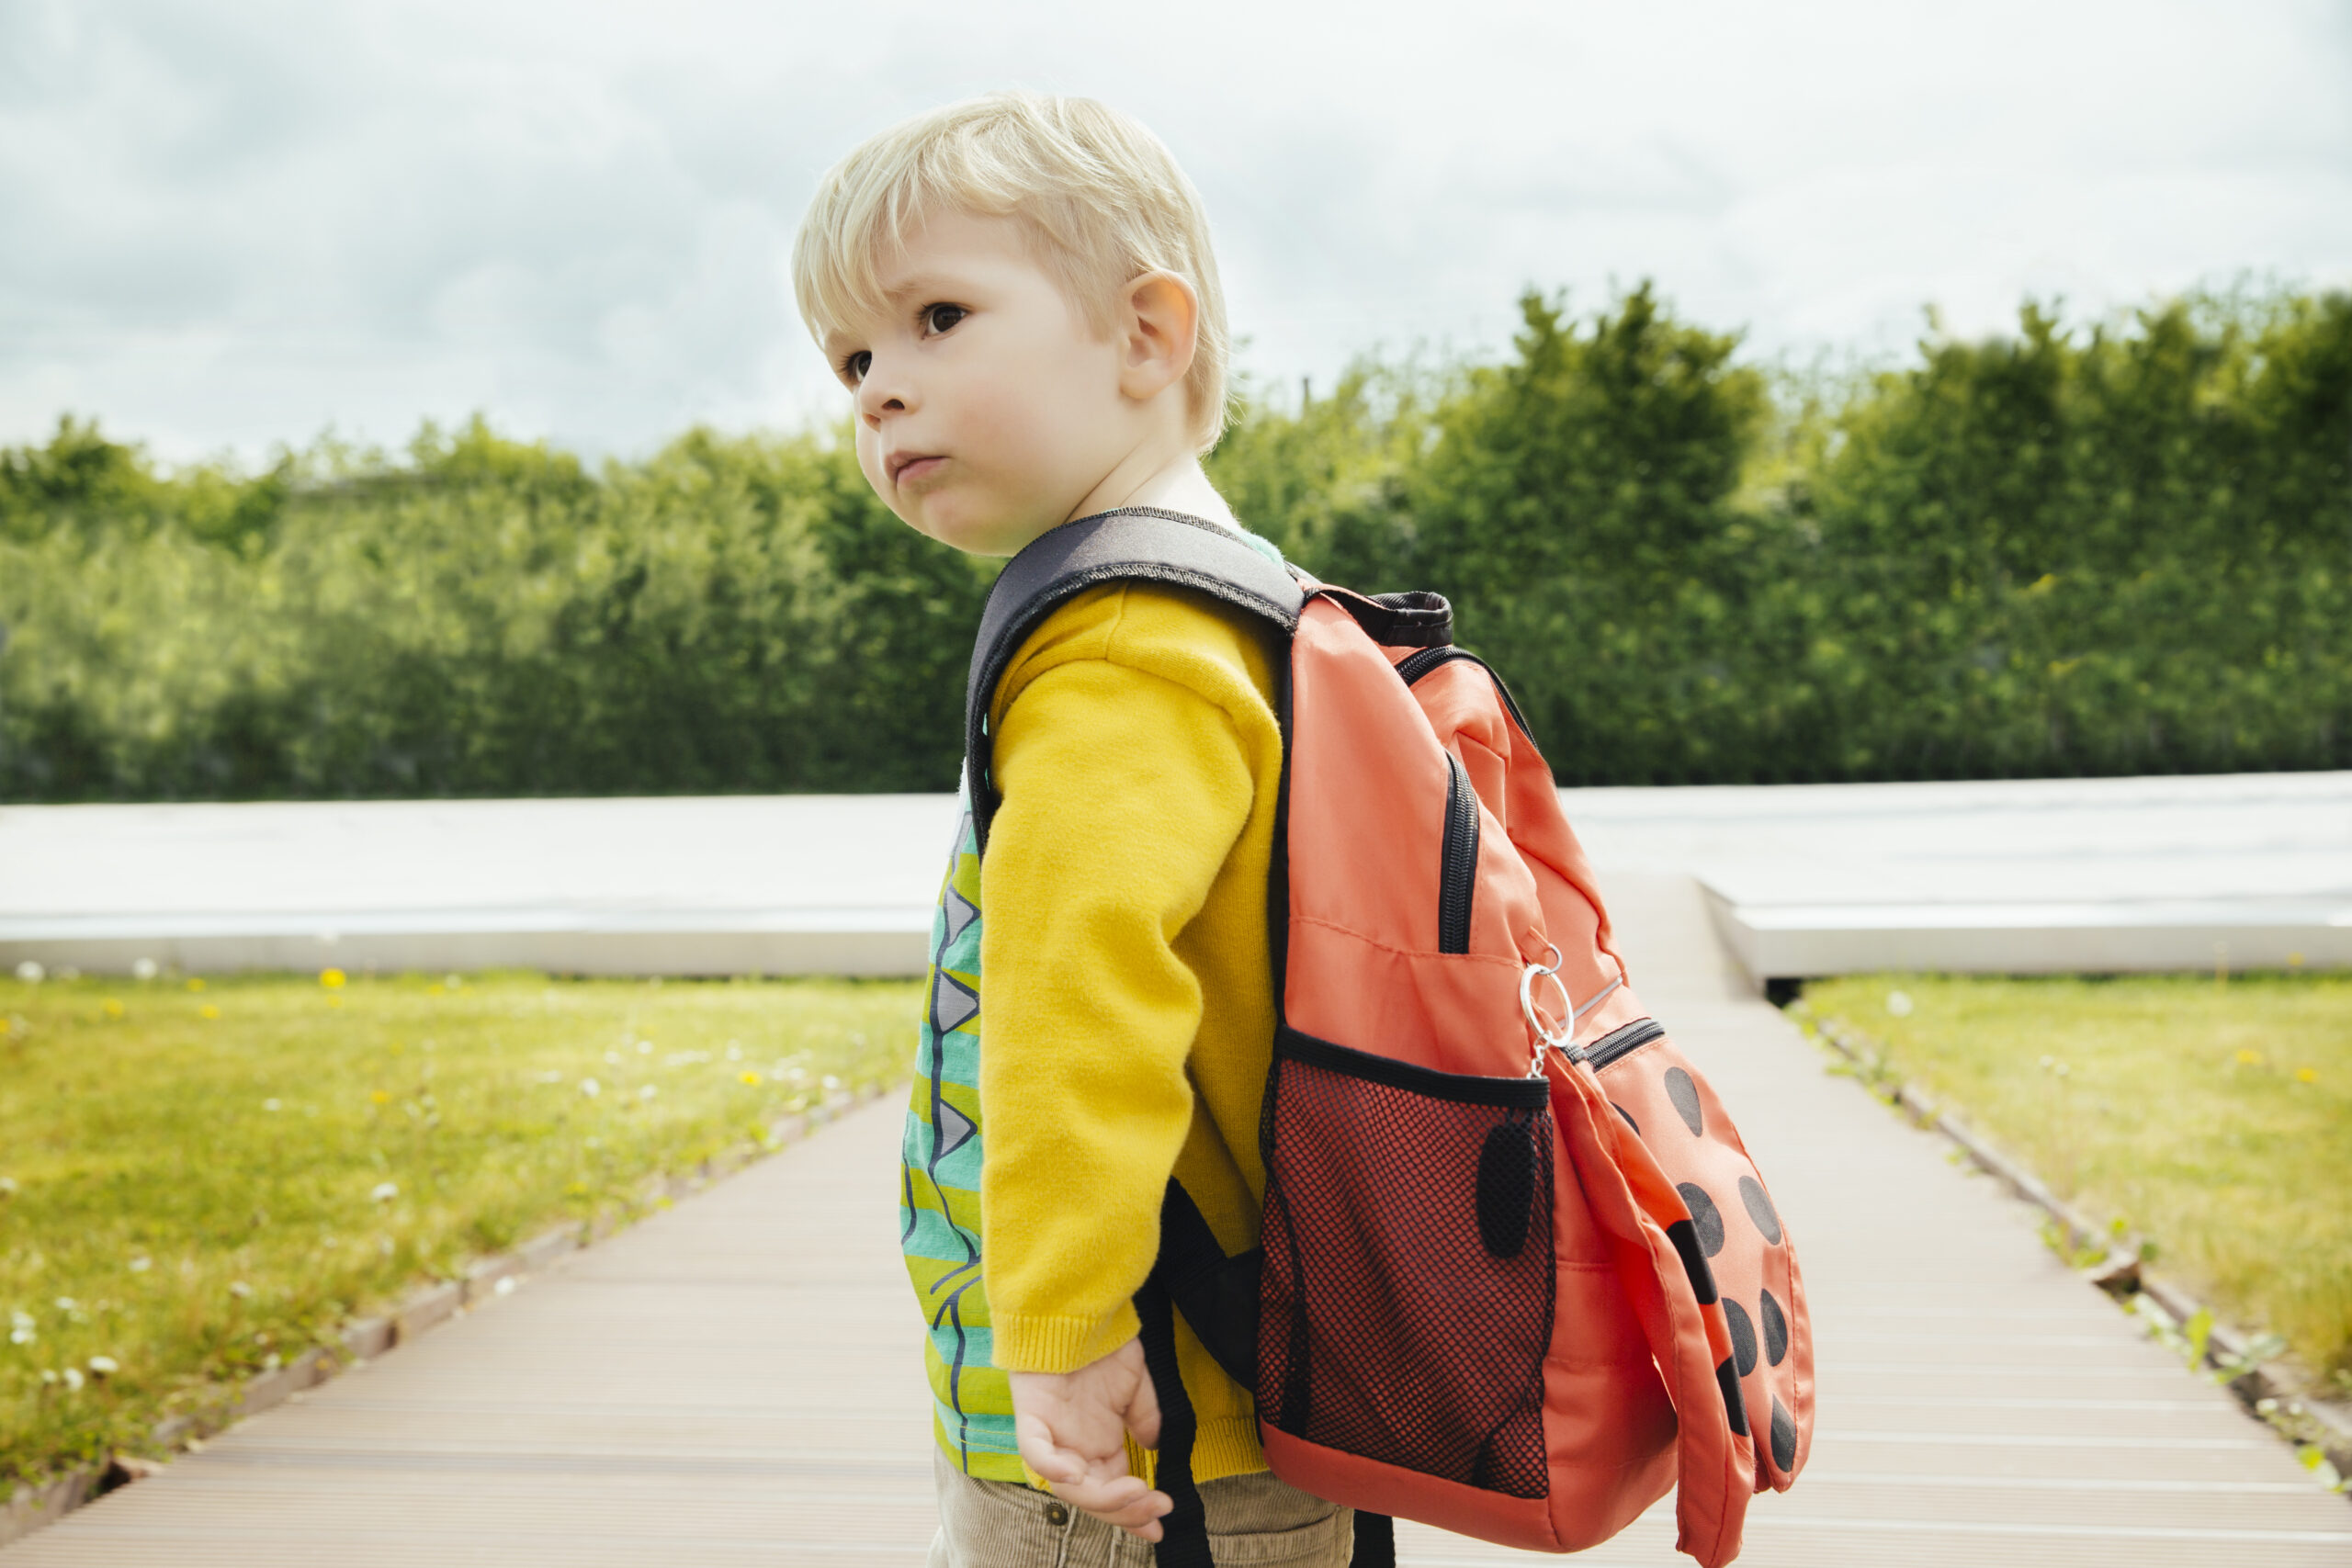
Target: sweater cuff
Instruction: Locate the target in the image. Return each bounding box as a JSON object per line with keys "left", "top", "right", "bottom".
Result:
{"left": 992, "top": 1303, "right": 1143, "bottom": 1374}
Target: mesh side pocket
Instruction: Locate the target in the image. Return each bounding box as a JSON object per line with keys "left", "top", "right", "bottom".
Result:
{"left": 1258, "top": 1028, "right": 1555, "bottom": 1499}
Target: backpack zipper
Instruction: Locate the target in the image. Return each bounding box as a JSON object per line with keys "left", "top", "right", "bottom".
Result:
{"left": 1394, "top": 646, "right": 1536, "bottom": 739}
{"left": 1440, "top": 750, "right": 1478, "bottom": 953}
{"left": 1583, "top": 1018, "right": 1664, "bottom": 1072}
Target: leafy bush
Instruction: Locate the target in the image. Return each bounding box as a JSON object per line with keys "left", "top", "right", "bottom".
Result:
{"left": 0, "top": 420, "right": 994, "bottom": 798}
{"left": 4, "top": 285, "right": 2347, "bottom": 799}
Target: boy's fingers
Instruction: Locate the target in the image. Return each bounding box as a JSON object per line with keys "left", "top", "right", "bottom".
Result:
{"left": 1026, "top": 1449, "right": 1084, "bottom": 1485}
{"left": 1122, "top": 1359, "right": 1163, "bottom": 1450}
{"left": 1052, "top": 1477, "right": 1173, "bottom": 1535}
{"left": 1012, "top": 1416, "right": 1091, "bottom": 1487}
{"left": 1052, "top": 1472, "right": 1162, "bottom": 1512}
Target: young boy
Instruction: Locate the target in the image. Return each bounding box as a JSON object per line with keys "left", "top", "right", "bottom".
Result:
{"left": 792, "top": 94, "right": 1353, "bottom": 1568}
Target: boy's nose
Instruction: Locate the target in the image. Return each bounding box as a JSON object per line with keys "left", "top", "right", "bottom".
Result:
{"left": 857, "top": 364, "right": 914, "bottom": 424}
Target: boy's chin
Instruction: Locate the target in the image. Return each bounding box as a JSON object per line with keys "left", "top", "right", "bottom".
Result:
{"left": 904, "top": 498, "right": 1060, "bottom": 558}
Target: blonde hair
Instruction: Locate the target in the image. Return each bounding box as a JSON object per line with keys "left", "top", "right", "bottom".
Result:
{"left": 793, "top": 91, "right": 1230, "bottom": 451}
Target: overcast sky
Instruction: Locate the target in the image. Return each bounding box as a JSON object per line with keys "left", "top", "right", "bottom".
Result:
{"left": 4, "top": 0, "right": 2349, "bottom": 465}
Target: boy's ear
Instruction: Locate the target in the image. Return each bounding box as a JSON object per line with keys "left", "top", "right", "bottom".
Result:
{"left": 1115, "top": 270, "right": 1199, "bottom": 404}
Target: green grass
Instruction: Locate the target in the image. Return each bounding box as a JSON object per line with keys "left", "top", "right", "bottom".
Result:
{"left": 1799, "top": 971, "right": 2352, "bottom": 1386}
{"left": 0, "top": 968, "right": 918, "bottom": 1486}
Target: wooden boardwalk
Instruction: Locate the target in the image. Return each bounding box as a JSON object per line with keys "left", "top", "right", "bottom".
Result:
{"left": 6, "top": 874, "right": 2347, "bottom": 1565}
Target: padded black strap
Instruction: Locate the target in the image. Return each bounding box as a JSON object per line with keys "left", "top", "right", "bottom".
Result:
{"left": 1350, "top": 1512, "right": 1395, "bottom": 1568}
{"left": 1156, "top": 1183, "right": 1261, "bottom": 1390}
{"left": 1138, "top": 1275, "right": 1215, "bottom": 1568}
{"left": 963, "top": 508, "right": 1306, "bottom": 854}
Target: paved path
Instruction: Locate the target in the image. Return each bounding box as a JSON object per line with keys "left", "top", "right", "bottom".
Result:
{"left": 6, "top": 874, "right": 2347, "bottom": 1564}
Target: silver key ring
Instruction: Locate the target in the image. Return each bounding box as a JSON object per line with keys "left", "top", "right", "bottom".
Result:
{"left": 1520, "top": 943, "right": 1575, "bottom": 1073}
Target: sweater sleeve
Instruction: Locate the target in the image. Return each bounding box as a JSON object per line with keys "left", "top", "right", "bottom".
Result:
{"left": 978, "top": 653, "right": 1257, "bottom": 1374}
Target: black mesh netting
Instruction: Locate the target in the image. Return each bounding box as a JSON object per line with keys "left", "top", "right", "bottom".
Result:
{"left": 1258, "top": 1039, "right": 1555, "bottom": 1499}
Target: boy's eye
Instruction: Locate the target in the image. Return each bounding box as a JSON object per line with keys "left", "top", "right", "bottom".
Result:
{"left": 923, "top": 303, "right": 967, "bottom": 334}
{"left": 839, "top": 349, "right": 872, "bottom": 385}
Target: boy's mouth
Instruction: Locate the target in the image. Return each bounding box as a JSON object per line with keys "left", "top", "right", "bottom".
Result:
{"left": 888, "top": 452, "right": 946, "bottom": 487}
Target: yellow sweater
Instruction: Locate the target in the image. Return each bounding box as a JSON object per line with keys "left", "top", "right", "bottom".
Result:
{"left": 978, "top": 579, "right": 1285, "bottom": 1483}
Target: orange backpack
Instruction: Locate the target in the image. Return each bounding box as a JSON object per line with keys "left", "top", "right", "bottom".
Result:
{"left": 965, "top": 510, "right": 1813, "bottom": 1568}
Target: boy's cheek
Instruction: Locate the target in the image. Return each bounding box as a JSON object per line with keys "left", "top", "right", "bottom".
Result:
{"left": 853, "top": 436, "right": 908, "bottom": 522}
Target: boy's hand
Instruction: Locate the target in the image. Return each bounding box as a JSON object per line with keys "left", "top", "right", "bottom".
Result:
{"left": 1009, "top": 1337, "right": 1173, "bottom": 1541}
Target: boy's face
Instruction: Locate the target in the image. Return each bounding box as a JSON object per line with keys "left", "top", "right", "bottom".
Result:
{"left": 823, "top": 211, "right": 1136, "bottom": 557}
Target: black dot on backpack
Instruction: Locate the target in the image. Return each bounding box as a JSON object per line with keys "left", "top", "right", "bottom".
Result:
{"left": 1665, "top": 1219, "right": 1719, "bottom": 1305}
{"left": 1722, "top": 1296, "right": 1758, "bottom": 1377}
{"left": 1612, "top": 1102, "right": 1639, "bottom": 1136}
{"left": 1770, "top": 1394, "right": 1797, "bottom": 1472}
{"left": 1676, "top": 1181, "right": 1725, "bottom": 1258}
{"left": 1760, "top": 1288, "right": 1789, "bottom": 1367}
{"left": 1714, "top": 1357, "right": 1747, "bottom": 1437}
{"left": 1664, "top": 1066, "right": 1703, "bottom": 1136}
{"left": 1476, "top": 1118, "right": 1539, "bottom": 1258}
{"left": 1739, "top": 1175, "right": 1782, "bottom": 1245}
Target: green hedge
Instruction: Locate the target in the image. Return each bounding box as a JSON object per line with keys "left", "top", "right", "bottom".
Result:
{"left": 4, "top": 284, "right": 2347, "bottom": 799}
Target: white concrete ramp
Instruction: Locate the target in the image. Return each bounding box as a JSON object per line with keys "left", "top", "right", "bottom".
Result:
{"left": 0, "top": 795, "right": 952, "bottom": 977}
{"left": 4, "top": 772, "right": 2348, "bottom": 981}
{"left": 1566, "top": 771, "right": 2352, "bottom": 979}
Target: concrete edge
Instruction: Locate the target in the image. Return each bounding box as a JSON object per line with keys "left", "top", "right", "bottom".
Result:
{"left": 1790, "top": 1000, "right": 2352, "bottom": 1492}
{"left": 0, "top": 1080, "right": 899, "bottom": 1550}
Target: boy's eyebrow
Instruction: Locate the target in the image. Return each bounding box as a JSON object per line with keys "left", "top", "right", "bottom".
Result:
{"left": 874, "top": 267, "right": 975, "bottom": 303}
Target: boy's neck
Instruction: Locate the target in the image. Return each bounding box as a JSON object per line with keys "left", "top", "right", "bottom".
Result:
{"left": 1064, "top": 452, "right": 1239, "bottom": 535}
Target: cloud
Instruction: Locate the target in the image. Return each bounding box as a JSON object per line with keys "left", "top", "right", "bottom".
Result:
{"left": 1, "top": 0, "right": 2347, "bottom": 462}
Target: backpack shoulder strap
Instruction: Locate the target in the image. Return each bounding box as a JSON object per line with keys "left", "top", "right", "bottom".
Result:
{"left": 963, "top": 507, "right": 1306, "bottom": 854}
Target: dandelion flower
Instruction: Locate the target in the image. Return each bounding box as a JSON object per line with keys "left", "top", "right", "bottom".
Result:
{"left": 821, "top": 1075, "right": 842, "bottom": 1090}
{"left": 581, "top": 1077, "right": 602, "bottom": 1099}
{"left": 128, "top": 1257, "right": 151, "bottom": 1273}
{"left": 2235, "top": 1049, "right": 2264, "bottom": 1066}
{"left": 263, "top": 1099, "right": 282, "bottom": 1111}
{"left": 14, "top": 961, "right": 42, "bottom": 984}
{"left": 0, "top": 1177, "right": 17, "bottom": 1198}
{"left": 198, "top": 1004, "right": 220, "bottom": 1021}
{"left": 369, "top": 1181, "right": 399, "bottom": 1203}
{"left": 636, "top": 1040, "right": 652, "bottom": 1055}
{"left": 102, "top": 998, "right": 125, "bottom": 1019}
{"left": 320, "top": 968, "right": 346, "bottom": 988}
{"left": 2297, "top": 1066, "right": 2318, "bottom": 1084}
{"left": 187, "top": 977, "right": 206, "bottom": 992}
{"left": 739, "top": 1071, "right": 762, "bottom": 1087}
{"left": 62, "top": 1366, "right": 84, "bottom": 1392}
{"left": 86, "top": 1356, "right": 118, "bottom": 1377}
{"left": 639, "top": 1084, "right": 658, "bottom": 1100}
{"left": 726, "top": 1044, "right": 743, "bottom": 1062}
{"left": 132, "top": 958, "right": 158, "bottom": 981}
{"left": 54, "top": 1297, "right": 75, "bottom": 1313}
{"left": 227, "top": 1281, "right": 252, "bottom": 1299}
{"left": 1884, "top": 989, "right": 1914, "bottom": 1017}
{"left": 370, "top": 1089, "right": 390, "bottom": 1104}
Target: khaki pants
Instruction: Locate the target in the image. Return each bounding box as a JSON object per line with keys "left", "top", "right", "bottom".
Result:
{"left": 929, "top": 1449, "right": 1352, "bottom": 1568}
